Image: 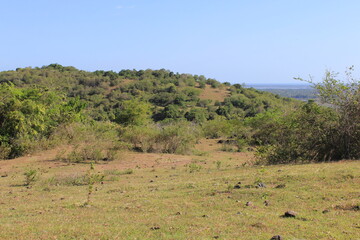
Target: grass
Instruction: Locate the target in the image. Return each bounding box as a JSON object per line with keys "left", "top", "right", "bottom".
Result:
{"left": 0, "top": 141, "right": 359, "bottom": 239}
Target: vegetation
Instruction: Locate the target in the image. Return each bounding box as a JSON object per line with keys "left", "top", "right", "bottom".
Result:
{"left": 1, "top": 64, "right": 359, "bottom": 164}
{"left": 0, "top": 64, "right": 297, "bottom": 160}
{"left": 260, "top": 88, "right": 317, "bottom": 100}
{"left": 0, "top": 65, "right": 359, "bottom": 239}
{"left": 0, "top": 140, "right": 358, "bottom": 239}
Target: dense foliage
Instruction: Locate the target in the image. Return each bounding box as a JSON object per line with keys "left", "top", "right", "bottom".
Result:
{"left": 0, "top": 83, "right": 84, "bottom": 158}
{"left": 1, "top": 64, "right": 358, "bottom": 164}
{"left": 0, "top": 64, "right": 297, "bottom": 122}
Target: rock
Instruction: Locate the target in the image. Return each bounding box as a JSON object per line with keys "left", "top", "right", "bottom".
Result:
{"left": 270, "top": 235, "right": 283, "bottom": 240}
{"left": 256, "top": 182, "right": 266, "bottom": 188}
{"left": 233, "top": 184, "right": 241, "bottom": 189}
{"left": 245, "top": 201, "right": 253, "bottom": 207}
{"left": 283, "top": 211, "right": 297, "bottom": 218}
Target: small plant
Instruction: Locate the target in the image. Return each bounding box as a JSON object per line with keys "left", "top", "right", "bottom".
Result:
{"left": 187, "top": 163, "right": 202, "bottom": 173}
{"left": 104, "top": 169, "right": 134, "bottom": 176}
{"left": 261, "top": 192, "right": 269, "bottom": 200}
{"left": 24, "top": 169, "right": 39, "bottom": 186}
{"left": 216, "top": 161, "right": 222, "bottom": 170}
{"left": 84, "top": 162, "right": 104, "bottom": 206}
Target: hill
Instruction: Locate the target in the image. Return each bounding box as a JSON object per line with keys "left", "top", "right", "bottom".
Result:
{"left": 0, "top": 64, "right": 298, "bottom": 122}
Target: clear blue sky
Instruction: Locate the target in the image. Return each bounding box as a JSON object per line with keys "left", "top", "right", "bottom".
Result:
{"left": 1, "top": 0, "right": 360, "bottom": 84}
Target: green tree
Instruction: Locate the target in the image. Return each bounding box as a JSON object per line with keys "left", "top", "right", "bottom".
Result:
{"left": 299, "top": 67, "right": 360, "bottom": 159}
{"left": 0, "top": 83, "right": 84, "bottom": 158}
{"left": 115, "top": 99, "right": 152, "bottom": 126}
{"left": 185, "top": 108, "right": 209, "bottom": 123}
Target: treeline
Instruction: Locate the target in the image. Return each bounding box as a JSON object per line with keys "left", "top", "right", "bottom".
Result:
{"left": 0, "top": 65, "right": 359, "bottom": 163}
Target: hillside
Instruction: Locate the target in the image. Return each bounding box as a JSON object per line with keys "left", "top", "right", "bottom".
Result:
{"left": 1, "top": 64, "right": 359, "bottom": 166}
{"left": 0, "top": 64, "right": 298, "bottom": 122}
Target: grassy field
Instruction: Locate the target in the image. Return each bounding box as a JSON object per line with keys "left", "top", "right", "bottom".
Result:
{"left": 0, "top": 140, "right": 359, "bottom": 240}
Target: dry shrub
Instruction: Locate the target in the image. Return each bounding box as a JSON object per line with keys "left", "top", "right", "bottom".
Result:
{"left": 121, "top": 121, "right": 201, "bottom": 154}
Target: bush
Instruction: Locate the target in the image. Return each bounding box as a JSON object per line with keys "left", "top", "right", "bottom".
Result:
{"left": 121, "top": 121, "right": 201, "bottom": 154}
{"left": 121, "top": 125, "right": 159, "bottom": 152}
{"left": 254, "top": 101, "right": 339, "bottom": 164}
{"left": 156, "top": 121, "right": 201, "bottom": 154}
{"left": 202, "top": 117, "right": 234, "bottom": 138}
{"left": 0, "top": 84, "right": 84, "bottom": 158}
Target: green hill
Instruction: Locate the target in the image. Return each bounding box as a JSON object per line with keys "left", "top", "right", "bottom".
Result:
{"left": 0, "top": 64, "right": 298, "bottom": 123}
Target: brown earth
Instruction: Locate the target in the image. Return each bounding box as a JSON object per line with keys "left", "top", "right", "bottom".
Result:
{"left": 0, "top": 139, "right": 251, "bottom": 175}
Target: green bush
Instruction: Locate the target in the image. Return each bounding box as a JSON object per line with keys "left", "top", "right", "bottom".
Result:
{"left": 202, "top": 117, "right": 234, "bottom": 138}
{"left": 254, "top": 101, "right": 339, "bottom": 164}
{"left": 121, "top": 125, "right": 159, "bottom": 152}
{"left": 0, "top": 83, "right": 84, "bottom": 158}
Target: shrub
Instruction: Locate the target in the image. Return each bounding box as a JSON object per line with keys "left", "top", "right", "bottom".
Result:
{"left": 121, "top": 125, "right": 158, "bottom": 152}
{"left": 121, "top": 121, "right": 201, "bottom": 154}
{"left": 156, "top": 121, "right": 201, "bottom": 154}
{"left": 0, "top": 84, "right": 85, "bottom": 158}
{"left": 254, "top": 101, "right": 339, "bottom": 164}
{"left": 202, "top": 117, "right": 234, "bottom": 138}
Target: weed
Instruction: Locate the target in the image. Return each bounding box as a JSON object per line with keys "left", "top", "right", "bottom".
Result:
{"left": 24, "top": 169, "right": 39, "bottom": 186}
{"left": 187, "top": 163, "right": 202, "bottom": 173}
{"left": 84, "top": 162, "right": 104, "bottom": 206}
{"left": 216, "top": 161, "right": 222, "bottom": 170}
{"left": 104, "top": 169, "right": 134, "bottom": 176}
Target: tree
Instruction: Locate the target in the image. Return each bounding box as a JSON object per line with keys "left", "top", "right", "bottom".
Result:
{"left": 0, "top": 83, "right": 85, "bottom": 158}
{"left": 114, "top": 99, "right": 152, "bottom": 126}
{"left": 301, "top": 67, "right": 360, "bottom": 159}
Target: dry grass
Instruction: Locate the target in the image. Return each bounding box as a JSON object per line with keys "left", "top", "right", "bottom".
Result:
{"left": 199, "top": 85, "right": 231, "bottom": 103}
{"left": 0, "top": 140, "right": 359, "bottom": 240}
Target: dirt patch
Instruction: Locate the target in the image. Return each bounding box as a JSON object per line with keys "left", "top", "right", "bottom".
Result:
{"left": 199, "top": 85, "right": 230, "bottom": 103}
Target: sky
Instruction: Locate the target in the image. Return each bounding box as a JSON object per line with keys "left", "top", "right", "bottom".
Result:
{"left": 1, "top": 0, "right": 360, "bottom": 84}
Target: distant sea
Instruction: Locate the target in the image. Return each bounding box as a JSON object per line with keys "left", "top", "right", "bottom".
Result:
{"left": 245, "top": 84, "right": 313, "bottom": 90}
